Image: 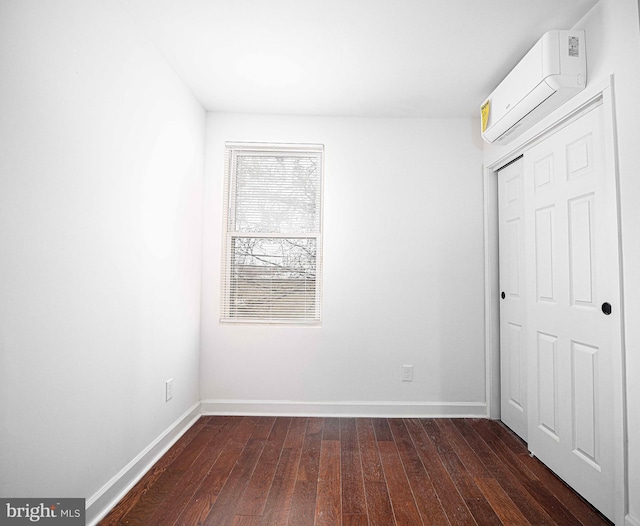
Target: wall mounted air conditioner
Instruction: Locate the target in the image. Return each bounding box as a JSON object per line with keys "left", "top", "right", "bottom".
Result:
{"left": 481, "top": 30, "right": 586, "bottom": 144}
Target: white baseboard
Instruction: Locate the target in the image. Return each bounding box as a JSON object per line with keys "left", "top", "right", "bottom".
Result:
{"left": 200, "top": 399, "right": 487, "bottom": 418}
{"left": 85, "top": 402, "right": 201, "bottom": 526}
{"left": 626, "top": 513, "right": 640, "bottom": 526}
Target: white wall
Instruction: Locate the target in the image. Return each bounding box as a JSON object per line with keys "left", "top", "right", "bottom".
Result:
{"left": 201, "top": 113, "right": 485, "bottom": 415}
{"left": 484, "top": 1, "right": 640, "bottom": 523}
{"left": 0, "top": 0, "right": 204, "bottom": 512}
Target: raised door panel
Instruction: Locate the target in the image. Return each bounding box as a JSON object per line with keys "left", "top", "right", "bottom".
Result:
{"left": 536, "top": 331, "right": 559, "bottom": 440}
{"left": 571, "top": 340, "right": 600, "bottom": 468}
{"left": 534, "top": 206, "right": 556, "bottom": 303}
{"left": 568, "top": 194, "right": 596, "bottom": 308}
{"left": 506, "top": 322, "right": 524, "bottom": 413}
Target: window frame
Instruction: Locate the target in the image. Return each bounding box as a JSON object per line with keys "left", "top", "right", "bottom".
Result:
{"left": 220, "top": 142, "right": 324, "bottom": 325}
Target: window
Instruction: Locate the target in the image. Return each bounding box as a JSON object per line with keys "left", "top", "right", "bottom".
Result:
{"left": 221, "top": 143, "right": 323, "bottom": 323}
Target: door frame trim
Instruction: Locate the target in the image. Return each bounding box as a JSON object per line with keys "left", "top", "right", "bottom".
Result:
{"left": 483, "top": 75, "right": 628, "bottom": 525}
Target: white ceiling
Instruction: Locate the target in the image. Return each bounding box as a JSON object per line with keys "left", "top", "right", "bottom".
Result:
{"left": 122, "top": 0, "right": 599, "bottom": 118}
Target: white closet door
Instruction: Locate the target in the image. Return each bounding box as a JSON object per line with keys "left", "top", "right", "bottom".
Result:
{"left": 498, "top": 158, "right": 527, "bottom": 441}
{"left": 524, "top": 103, "right": 620, "bottom": 521}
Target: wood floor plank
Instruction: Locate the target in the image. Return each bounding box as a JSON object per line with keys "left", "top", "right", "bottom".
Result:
{"left": 231, "top": 516, "right": 261, "bottom": 526}
{"left": 371, "top": 417, "right": 393, "bottom": 442}
{"left": 234, "top": 417, "right": 290, "bottom": 516}
{"left": 98, "top": 418, "right": 206, "bottom": 526}
{"left": 314, "top": 439, "right": 341, "bottom": 526}
{"left": 487, "top": 420, "right": 612, "bottom": 526}
{"left": 470, "top": 419, "right": 586, "bottom": 525}
{"left": 146, "top": 420, "right": 239, "bottom": 525}
{"left": 404, "top": 418, "right": 477, "bottom": 526}
{"left": 452, "top": 419, "right": 560, "bottom": 525}
{"left": 387, "top": 419, "right": 450, "bottom": 526}
{"left": 249, "top": 416, "right": 277, "bottom": 440}
{"left": 404, "top": 471, "right": 452, "bottom": 526}
{"left": 201, "top": 415, "right": 241, "bottom": 427}
{"left": 295, "top": 418, "right": 323, "bottom": 483}
{"left": 387, "top": 419, "right": 425, "bottom": 479}
{"left": 436, "top": 418, "right": 492, "bottom": 478}
{"left": 340, "top": 418, "right": 366, "bottom": 516}
{"left": 100, "top": 416, "right": 613, "bottom": 526}
{"left": 322, "top": 417, "right": 341, "bottom": 441}
{"left": 201, "top": 437, "right": 267, "bottom": 526}
{"left": 422, "top": 419, "right": 502, "bottom": 525}
{"left": 288, "top": 480, "right": 319, "bottom": 526}
{"left": 363, "top": 481, "right": 395, "bottom": 526}
{"left": 173, "top": 417, "right": 259, "bottom": 526}
{"left": 471, "top": 419, "right": 541, "bottom": 482}
{"left": 356, "top": 418, "right": 384, "bottom": 483}
{"left": 475, "top": 476, "right": 531, "bottom": 525}
{"left": 377, "top": 440, "right": 424, "bottom": 526}
{"left": 258, "top": 445, "right": 302, "bottom": 526}
{"left": 288, "top": 419, "right": 323, "bottom": 526}
{"left": 283, "top": 417, "right": 307, "bottom": 449}
{"left": 120, "top": 423, "right": 221, "bottom": 526}
{"left": 342, "top": 513, "right": 368, "bottom": 526}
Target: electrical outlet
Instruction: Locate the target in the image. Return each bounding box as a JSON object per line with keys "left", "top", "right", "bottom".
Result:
{"left": 402, "top": 365, "right": 413, "bottom": 382}
{"left": 165, "top": 378, "right": 174, "bottom": 402}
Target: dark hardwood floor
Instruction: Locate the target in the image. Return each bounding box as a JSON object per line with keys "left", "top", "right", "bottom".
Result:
{"left": 99, "top": 416, "right": 611, "bottom": 525}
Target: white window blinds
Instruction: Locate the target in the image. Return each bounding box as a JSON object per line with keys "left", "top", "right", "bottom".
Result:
{"left": 221, "top": 143, "right": 323, "bottom": 323}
